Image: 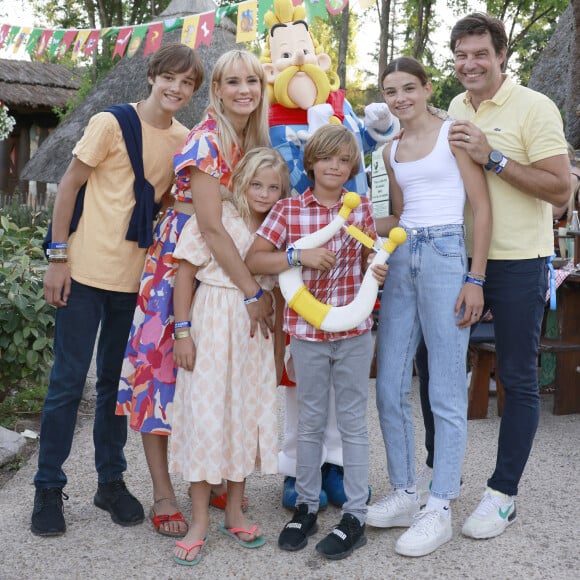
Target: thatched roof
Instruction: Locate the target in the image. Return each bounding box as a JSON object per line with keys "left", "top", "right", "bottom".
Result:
{"left": 0, "top": 59, "right": 80, "bottom": 112}
{"left": 22, "top": 0, "right": 240, "bottom": 183}
{"left": 528, "top": 4, "right": 578, "bottom": 147}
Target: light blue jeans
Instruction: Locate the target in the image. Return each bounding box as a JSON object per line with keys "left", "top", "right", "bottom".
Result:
{"left": 376, "top": 225, "right": 469, "bottom": 500}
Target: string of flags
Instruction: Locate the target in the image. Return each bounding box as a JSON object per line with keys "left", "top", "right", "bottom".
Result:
{"left": 0, "top": 0, "right": 376, "bottom": 62}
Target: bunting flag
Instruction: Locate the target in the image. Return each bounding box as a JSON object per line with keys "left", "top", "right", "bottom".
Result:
{"left": 0, "top": 0, "right": 336, "bottom": 61}
{"left": 83, "top": 29, "right": 100, "bottom": 57}
{"left": 25, "top": 28, "right": 42, "bottom": 55}
{"left": 143, "top": 22, "right": 163, "bottom": 56}
{"left": 196, "top": 12, "right": 215, "bottom": 48}
{"left": 57, "top": 29, "right": 77, "bottom": 59}
{"left": 47, "top": 30, "right": 65, "bottom": 57}
{"left": 12, "top": 27, "right": 29, "bottom": 53}
{"left": 181, "top": 15, "right": 199, "bottom": 48}
{"left": 112, "top": 26, "right": 133, "bottom": 59}
{"left": 0, "top": 24, "right": 10, "bottom": 49}
{"left": 357, "top": 0, "right": 377, "bottom": 8}
{"left": 127, "top": 24, "right": 148, "bottom": 57}
{"left": 72, "top": 29, "right": 91, "bottom": 59}
{"left": 237, "top": 1, "right": 258, "bottom": 43}
{"left": 35, "top": 29, "right": 54, "bottom": 57}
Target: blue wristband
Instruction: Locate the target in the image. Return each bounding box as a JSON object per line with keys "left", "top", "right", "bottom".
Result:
{"left": 464, "top": 275, "right": 484, "bottom": 287}
{"left": 286, "top": 247, "right": 294, "bottom": 267}
{"left": 244, "top": 287, "right": 263, "bottom": 305}
{"left": 174, "top": 321, "right": 192, "bottom": 329}
{"left": 48, "top": 242, "right": 68, "bottom": 249}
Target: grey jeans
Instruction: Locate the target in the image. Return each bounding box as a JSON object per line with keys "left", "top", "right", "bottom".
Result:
{"left": 290, "top": 332, "right": 373, "bottom": 523}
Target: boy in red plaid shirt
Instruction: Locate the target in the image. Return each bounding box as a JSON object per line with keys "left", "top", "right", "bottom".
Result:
{"left": 246, "top": 124, "right": 387, "bottom": 560}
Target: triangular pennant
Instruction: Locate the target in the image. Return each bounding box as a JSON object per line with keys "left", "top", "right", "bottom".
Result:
{"left": 196, "top": 12, "right": 215, "bottom": 48}
{"left": 357, "top": 0, "right": 377, "bottom": 8}
{"left": 4, "top": 26, "right": 21, "bottom": 52}
{"left": 237, "top": 1, "right": 258, "bottom": 43}
{"left": 57, "top": 29, "right": 78, "bottom": 59}
{"left": 163, "top": 18, "right": 183, "bottom": 32}
{"left": 0, "top": 24, "right": 10, "bottom": 49}
{"left": 83, "top": 30, "right": 100, "bottom": 57}
{"left": 308, "top": 0, "right": 329, "bottom": 20}
{"left": 48, "top": 30, "right": 65, "bottom": 57}
{"left": 181, "top": 15, "right": 199, "bottom": 48}
{"left": 112, "top": 26, "right": 133, "bottom": 59}
{"left": 35, "top": 29, "right": 54, "bottom": 58}
{"left": 72, "top": 29, "right": 90, "bottom": 59}
{"left": 25, "top": 28, "right": 42, "bottom": 55}
{"left": 13, "top": 27, "right": 30, "bottom": 53}
{"left": 126, "top": 24, "right": 147, "bottom": 57}
{"left": 143, "top": 22, "right": 163, "bottom": 57}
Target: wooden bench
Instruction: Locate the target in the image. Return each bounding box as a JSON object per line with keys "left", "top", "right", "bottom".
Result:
{"left": 468, "top": 337, "right": 580, "bottom": 419}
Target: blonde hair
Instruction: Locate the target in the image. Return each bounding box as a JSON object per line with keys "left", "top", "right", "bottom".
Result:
{"left": 228, "top": 147, "right": 290, "bottom": 225}
{"left": 209, "top": 50, "right": 270, "bottom": 171}
{"left": 303, "top": 125, "right": 360, "bottom": 182}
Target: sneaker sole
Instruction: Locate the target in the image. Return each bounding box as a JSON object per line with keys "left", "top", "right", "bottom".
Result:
{"left": 316, "top": 534, "right": 367, "bottom": 560}
{"left": 30, "top": 524, "right": 66, "bottom": 537}
{"left": 462, "top": 516, "right": 515, "bottom": 539}
{"left": 395, "top": 526, "right": 452, "bottom": 557}
{"left": 366, "top": 513, "right": 416, "bottom": 528}
{"left": 94, "top": 496, "right": 145, "bottom": 527}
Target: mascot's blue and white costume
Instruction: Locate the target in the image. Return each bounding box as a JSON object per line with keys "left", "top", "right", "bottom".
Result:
{"left": 261, "top": 0, "right": 399, "bottom": 508}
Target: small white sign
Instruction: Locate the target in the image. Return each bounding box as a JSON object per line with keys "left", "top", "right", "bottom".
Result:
{"left": 371, "top": 145, "right": 390, "bottom": 218}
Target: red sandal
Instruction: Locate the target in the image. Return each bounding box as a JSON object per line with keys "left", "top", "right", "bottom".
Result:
{"left": 150, "top": 498, "right": 188, "bottom": 537}
{"left": 209, "top": 491, "right": 249, "bottom": 511}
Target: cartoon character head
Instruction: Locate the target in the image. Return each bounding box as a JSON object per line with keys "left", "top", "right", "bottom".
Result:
{"left": 261, "top": 0, "right": 340, "bottom": 110}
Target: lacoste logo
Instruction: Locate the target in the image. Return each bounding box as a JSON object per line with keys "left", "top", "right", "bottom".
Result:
{"left": 493, "top": 128, "right": 501, "bottom": 132}
{"left": 498, "top": 504, "right": 513, "bottom": 519}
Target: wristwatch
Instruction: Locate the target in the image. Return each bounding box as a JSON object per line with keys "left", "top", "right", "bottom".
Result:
{"left": 484, "top": 150, "right": 504, "bottom": 171}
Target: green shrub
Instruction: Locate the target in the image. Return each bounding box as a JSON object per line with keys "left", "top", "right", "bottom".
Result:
{"left": 0, "top": 212, "right": 54, "bottom": 406}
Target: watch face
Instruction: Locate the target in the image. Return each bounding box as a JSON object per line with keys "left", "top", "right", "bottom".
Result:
{"left": 489, "top": 150, "right": 503, "bottom": 164}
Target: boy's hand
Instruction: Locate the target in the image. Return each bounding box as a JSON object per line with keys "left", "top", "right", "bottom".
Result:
{"left": 300, "top": 248, "right": 336, "bottom": 271}
{"left": 173, "top": 336, "right": 196, "bottom": 371}
{"left": 44, "top": 262, "right": 72, "bottom": 307}
{"left": 369, "top": 261, "right": 388, "bottom": 285}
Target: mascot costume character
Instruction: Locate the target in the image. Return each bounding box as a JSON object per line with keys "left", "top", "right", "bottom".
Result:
{"left": 261, "top": 0, "right": 399, "bottom": 509}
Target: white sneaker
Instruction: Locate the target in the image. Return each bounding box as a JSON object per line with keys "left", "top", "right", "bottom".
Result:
{"left": 462, "top": 487, "right": 516, "bottom": 539}
{"left": 366, "top": 489, "right": 420, "bottom": 528}
{"left": 395, "top": 508, "right": 453, "bottom": 557}
{"left": 416, "top": 466, "right": 432, "bottom": 508}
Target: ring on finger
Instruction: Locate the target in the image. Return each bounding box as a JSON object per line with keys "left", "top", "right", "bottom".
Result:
{"left": 465, "top": 134, "right": 470, "bottom": 142}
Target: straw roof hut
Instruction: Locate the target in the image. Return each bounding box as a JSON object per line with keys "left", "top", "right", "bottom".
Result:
{"left": 22, "top": 0, "right": 240, "bottom": 184}
{"left": 529, "top": 4, "right": 579, "bottom": 147}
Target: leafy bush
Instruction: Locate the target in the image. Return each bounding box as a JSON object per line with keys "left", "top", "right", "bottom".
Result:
{"left": 0, "top": 211, "right": 54, "bottom": 405}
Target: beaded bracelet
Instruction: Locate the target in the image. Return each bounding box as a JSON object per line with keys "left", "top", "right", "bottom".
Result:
{"left": 47, "top": 257, "right": 68, "bottom": 263}
{"left": 173, "top": 330, "right": 191, "bottom": 340}
{"left": 466, "top": 271, "right": 486, "bottom": 282}
{"left": 174, "top": 321, "right": 192, "bottom": 330}
{"left": 244, "top": 287, "right": 263, "bottom": 305}
{"left": 464, "top": 275, "right": 484, "bottom": 287}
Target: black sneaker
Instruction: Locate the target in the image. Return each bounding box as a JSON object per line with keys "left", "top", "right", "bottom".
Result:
{"left": 315, "top": 513, "right": 367, "bottom": 560}
{"left": 278, "top": 503, "right": 318, "bottom": 551}
{"left": 31, "top": 487, "right": 68, "bottom": 537}
{"left": 94, "top": 480, "right": 144, "bottom": 526}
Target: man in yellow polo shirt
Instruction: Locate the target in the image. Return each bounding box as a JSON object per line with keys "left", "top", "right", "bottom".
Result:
{"left": 31, "top": 44, "right": 204, "bottom": 537}
{"left": 447, "top": 13, "right": 569, "bottom": 540}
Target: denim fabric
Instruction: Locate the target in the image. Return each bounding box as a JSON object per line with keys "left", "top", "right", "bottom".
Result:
{"left": 376, "top": 225, "right": 469, "bottom": 500}
{"left": 34, "top": 280, "right": 137, "bottom": 489}
{"left": 290, "top": 332, "right": 373, "bottom": 523}
{"left": 415, "top": 337, "right": 433, "bottom": 469}
{"left": 485, "top": 258, "right": 547, "bottom": 496}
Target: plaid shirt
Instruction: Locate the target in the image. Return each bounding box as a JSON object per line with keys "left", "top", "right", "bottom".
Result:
{"left": 257, "top": 188, "right": 376, "bottom": 342}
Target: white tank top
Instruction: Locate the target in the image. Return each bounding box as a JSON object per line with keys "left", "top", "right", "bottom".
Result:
{"left": 391, "top": 120, "right": 466, "bottom": 228}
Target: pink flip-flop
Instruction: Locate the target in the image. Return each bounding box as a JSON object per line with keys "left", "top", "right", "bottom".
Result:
{"left": 173, "top": 538, "right": 206, "bottom": 566}
{"left": 218, "top": 522, "right": 266, "bottom": 548}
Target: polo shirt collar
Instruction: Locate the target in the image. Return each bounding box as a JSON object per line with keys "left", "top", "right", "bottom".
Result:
{"left": 463, "top": 74, "right": 514, "bottom": 110}
{"left": 301, "top": 187, "right": 347, "bottom": 209}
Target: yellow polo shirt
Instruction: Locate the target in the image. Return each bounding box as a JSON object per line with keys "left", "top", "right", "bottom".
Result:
{"left": 69, "top": 105, "right": 189, "bottom": 292}
{"left": 449, "top": 76, "right": 567, "bottom": 260}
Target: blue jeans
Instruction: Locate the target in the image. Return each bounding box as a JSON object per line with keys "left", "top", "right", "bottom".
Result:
{"left": 290, "top": 332, "right": 373, "bottom": 523}
{"left": 34, "top": 280, "right": 137, "bottom": 489}
{"left": 376, "top": 225, "right": 469, "bottom": 500}
{"left": 485, "top": 259, "right": 547, "bottom": 496}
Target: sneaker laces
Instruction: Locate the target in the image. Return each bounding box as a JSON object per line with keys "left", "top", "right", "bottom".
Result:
{"left": 408, "top": 509, "right": 443, "bottom": 537}
{"left": 103, "top": 480, "right": 131, "bottom": 497}
{"left": 474, "top": 490, "right": 510, "bottom": 517}
{"left": 373, "top": 490, "right": 414, "bottom": 510}
{"left": 37, "top": 488, "right": 69, "bottom": 508}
